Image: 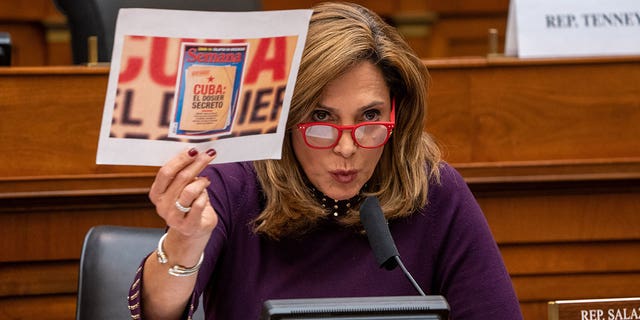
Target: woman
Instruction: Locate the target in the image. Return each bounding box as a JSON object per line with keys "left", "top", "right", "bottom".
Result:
{"left": 129, "top": 2, "right": 523, "bottom": 319}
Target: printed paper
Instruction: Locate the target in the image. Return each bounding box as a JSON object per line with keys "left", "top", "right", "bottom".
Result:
{"left": 96, "top": 8, "right": 312, "bottom": 166}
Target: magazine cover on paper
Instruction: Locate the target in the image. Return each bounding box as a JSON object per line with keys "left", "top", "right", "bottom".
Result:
{"left": 169, "top": 43, "right": 249, "bottom": 139}
{"left": 95, "top": 8, "right": 312, "bottom": 166}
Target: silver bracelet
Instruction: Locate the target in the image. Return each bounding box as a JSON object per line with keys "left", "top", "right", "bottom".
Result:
{"left": 156, "top": 233, "right": 204, "bottom": 277}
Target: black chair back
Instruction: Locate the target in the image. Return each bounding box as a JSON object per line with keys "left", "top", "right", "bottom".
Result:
{"left": 76, "top": 225, "right": 166, "bottom": 319}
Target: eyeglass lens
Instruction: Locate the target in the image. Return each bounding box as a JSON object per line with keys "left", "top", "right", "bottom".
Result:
{"left": 305, "top": 124, "right": 389, "bottom": 148}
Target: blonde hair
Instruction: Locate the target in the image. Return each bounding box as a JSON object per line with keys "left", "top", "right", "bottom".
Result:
{"left": 253, "top": 2, "right": 441, "bottom": 239}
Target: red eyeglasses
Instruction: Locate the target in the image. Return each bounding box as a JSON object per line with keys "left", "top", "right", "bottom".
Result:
{"left": 296, "top": 100, "right": 395, "bottom": 149}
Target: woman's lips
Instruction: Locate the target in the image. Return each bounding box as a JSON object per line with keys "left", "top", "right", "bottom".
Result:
{"left": 330, "top": 170, "right": 358, "bottom": 183}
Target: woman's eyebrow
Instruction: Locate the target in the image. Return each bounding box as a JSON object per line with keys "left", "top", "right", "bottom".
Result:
{"left": 317, "top": 101, "right": 386, "bottom": 113}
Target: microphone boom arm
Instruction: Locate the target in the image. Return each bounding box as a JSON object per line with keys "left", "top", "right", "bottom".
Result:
{"left": 394, "top": 256, "right": 426, "bottom": 296}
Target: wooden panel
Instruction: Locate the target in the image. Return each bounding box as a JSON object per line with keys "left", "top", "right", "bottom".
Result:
{"left": 0, "top": 23, "right": 47, "bottom": 66}
{"left": 501, "top": 242, "right": 640, "bottom": 276}
{"left": 425, "top": 16, "right": 506, "bottom": 57}
{"left": 0, "top": 2, "right": 53, "bottom": 20}
{"left": 0, "top": 67, "right": 156, "bottom": 177}
{"left": 456, "top": 158, "right": 640, "bottom": 182}
{"left": 45, "top": 36, "right": 73, "bottom": 66}
{"left": 521, "top": 302, "right": 549, "bottom": 320}
{"left": 8, "top": 58, "right": 633, "bottom": 176}
{"left": 513, "top": 273, "right": 640, "bottom": 302}
{"left": 480, "top": 189, "right": 640, "bottom": 244}
{"left": 0, "top": 174, "right": 154, "bottom": 196}
{"left": 392, "top": 0, "right": 509, "bottom": 58}
{"left": 426, "top": 57, "right": 640, "bottom": 163}
{"left": 422, "top": 0, "right": 509, "bottom": 13}
{"left": 0, "top": 261, "right": 77, "bottom": 297}
{"left": 263, "top": 1, "right": 511, "bottom": 58}
{"left": 262, "top": 0, "right": 397, "bottom": 16}
{"left": 0, "top": 195, "right": 162, "bottom": 263}
{"left": 0, "top": 295, "right": 76, "bottom": 320}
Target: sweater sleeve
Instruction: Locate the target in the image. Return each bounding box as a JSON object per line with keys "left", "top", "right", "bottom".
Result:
{"left": 128, "top": 258, "right": 145, "bottom": 319}
{"left": 127, "top": 162, "right": 254, "bottom": 320}
{"left": 430, "top": 163, "right": 523, "bottom": 320}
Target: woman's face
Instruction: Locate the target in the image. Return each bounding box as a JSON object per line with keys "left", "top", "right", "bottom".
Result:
{"left": 292, "top": 61, "right": 392, "bottom": 200}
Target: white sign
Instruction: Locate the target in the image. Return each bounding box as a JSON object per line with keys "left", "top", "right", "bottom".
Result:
{"left": 96, "top": 8, "right": 312, "bottom": 166}
{"left": 505, "top": 0, "right": 640, "bottom": 58}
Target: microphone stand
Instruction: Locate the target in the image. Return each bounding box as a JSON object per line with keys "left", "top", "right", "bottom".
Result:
{"left": 394, "top": 256, "right": 426, "bottom": 296}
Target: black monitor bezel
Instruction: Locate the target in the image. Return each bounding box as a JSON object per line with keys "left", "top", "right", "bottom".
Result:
{"left": 261, "top": 295, "right": 450, "bottom": 320}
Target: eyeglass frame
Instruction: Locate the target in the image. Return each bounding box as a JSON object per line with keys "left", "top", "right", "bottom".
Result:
{"left": 296, "top": 99, "right": 396, "bottom": 149}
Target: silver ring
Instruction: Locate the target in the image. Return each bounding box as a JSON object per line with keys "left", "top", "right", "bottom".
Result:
{"left": 175, "top": 200, "right": 191, "bottom": 213}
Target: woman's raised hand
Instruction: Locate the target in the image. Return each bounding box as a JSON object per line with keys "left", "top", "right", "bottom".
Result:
{"left": 141, "top": 148, "right": 218, "bottom": 319}
{"left": 149, "top": 148, "right": 219, "bottom": 239}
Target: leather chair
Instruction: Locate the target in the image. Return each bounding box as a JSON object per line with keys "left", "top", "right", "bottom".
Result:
{"left": 75, "top": 225, "right": 204, "bottom": 320}
{"left": 53, "top": 0, "right": 261, "bottom": 64}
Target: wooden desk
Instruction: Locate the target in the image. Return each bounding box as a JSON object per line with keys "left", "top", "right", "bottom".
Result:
{"left": 1, "top": 56, "right": 639, "bottom": 319}
{"left": 427, "top": 56, "right": 640, "bottom": 163}
{"left": 0, "top": 66, "right": 162, "bottom": 318}
{"left": 427, "top": 56, "right": 640, "bottom": 320}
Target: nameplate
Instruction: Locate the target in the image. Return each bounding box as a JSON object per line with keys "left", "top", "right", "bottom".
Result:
{"left": 548, "top": 297, "right": 640, "bottom": 320}
{"left": 505, "top": 0, "right": 640, "bottom": 58}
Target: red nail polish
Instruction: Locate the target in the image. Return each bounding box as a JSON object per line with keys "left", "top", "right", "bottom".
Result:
{"left": 206, "top": 148, "right": 217, "bottom": 157}
{"left": 188, "top": 148, "right": 198, "bottom": 157}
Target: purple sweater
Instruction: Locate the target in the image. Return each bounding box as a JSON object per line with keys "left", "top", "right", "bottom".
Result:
{"left": 130, "top": 162, "right": 522, "bottom": 319}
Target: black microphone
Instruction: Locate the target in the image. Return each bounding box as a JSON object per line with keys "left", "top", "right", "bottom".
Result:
{"left": 360, "top": 196, "right": 426, "bottom": 296}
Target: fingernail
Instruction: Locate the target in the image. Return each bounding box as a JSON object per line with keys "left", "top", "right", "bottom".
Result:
{"left": 188, "top": 148, "right": 198, "bottom": 157}
{"left": 206, "top": 148, "right": 217, "bottom": 157}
